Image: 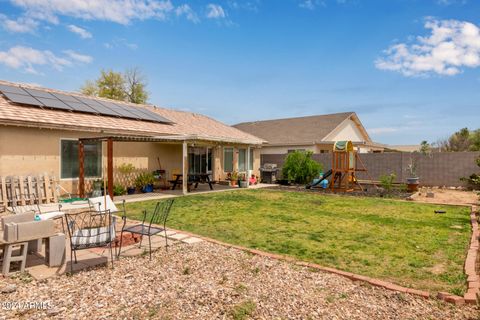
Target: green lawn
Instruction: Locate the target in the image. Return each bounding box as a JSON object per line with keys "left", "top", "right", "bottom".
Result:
{"left": 125, "top": 189, "right": 471, "bottom": 295}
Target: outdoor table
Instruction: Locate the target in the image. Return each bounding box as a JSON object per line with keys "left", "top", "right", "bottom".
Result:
{"left": 170, "top": 173, "right": 214, "bottom": 191}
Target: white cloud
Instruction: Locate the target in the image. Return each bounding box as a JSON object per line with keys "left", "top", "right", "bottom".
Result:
{"left": 206, "top": 4, "right": 226, "bottom": 19}
{"left": 104, "top": 38, "right": 138, "bottom": 50}
{"left": 0, "top": 46, "right": 92, "bottom": 74}
{"left": 436, "top": 0, "right": 467, "bottom": 5}
{"left": 10, "top": 0, "right": 175, "bottom": 25}
{"left": 67, "top": 24, "right": 92, "bottom": 39}
{"left": 0, "top": 14, "right": 38, "bottom": 33}
{"left": 175, "top": 4, "right": 199, "bottom": 23}
{"left": 63, "top": 50, "right": 93, "bottom": 63}
{"left": 376, "top": 19, "right": 480, "bottom": 77}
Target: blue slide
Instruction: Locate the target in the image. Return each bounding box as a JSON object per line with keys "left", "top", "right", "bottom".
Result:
{"left": 306, "top": 169, "right": 332, "bottom": 189}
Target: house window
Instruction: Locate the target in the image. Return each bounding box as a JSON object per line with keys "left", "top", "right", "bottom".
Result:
{"left": 238, "top": 148, "right": 247, "bottom": 172}
{"left": 223, "top": 147, "right": 233, "bottom": 172}
{"left": 60, "top": 140, "right": 102, "bottom": 179}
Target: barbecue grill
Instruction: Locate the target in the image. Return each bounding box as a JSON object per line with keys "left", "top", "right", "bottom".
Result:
{"left": 260, "top": 163, "right": 278, "bottom": 184}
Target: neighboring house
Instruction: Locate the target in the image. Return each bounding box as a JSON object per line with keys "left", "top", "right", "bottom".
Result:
{"left": 233, "top": 112, "right": 384, "bottom": 154}
{"left": 0, "top": 80, "right": 264, "bottom": 195}
{"left": 386, "top": 145, "right": 421, "bottom": 152}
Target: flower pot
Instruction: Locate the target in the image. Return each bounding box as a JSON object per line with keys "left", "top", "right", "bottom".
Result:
{"left": 142, "top": 184, "right": 154, "bottom": 193}
{"left": 127, "top": 187, "right": 136, "bottom": 195}
{"left": 239, "top": 180, "right": 249, "bottom": 188}
{"left": 230, "top": 180, "right": 237, "bottom": 187}
{"left": 406, "top": 177, "right": 419, "bottom": 192}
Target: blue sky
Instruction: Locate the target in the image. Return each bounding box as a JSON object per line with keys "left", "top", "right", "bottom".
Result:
{"left": 0, "top": 0, "right": 479, "bottom": 145}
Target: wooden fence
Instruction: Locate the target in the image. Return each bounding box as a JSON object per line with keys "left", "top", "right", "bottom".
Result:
{"left": 0, "top": 175, "right": 57, "bottom": 211}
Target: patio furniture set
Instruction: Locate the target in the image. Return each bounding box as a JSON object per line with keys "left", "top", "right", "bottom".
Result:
{"left": 0, "top": 193, "right": 174, "bottom": 275}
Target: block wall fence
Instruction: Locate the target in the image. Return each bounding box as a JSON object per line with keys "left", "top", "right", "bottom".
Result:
{"left": 261, "top": 152, "right": 480, "bottom": 187}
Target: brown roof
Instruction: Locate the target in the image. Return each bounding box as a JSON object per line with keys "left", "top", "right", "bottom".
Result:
{"left": 234, "top": 112, "right": 370, "bottom": 145}
{"left": 0, "top": 80, "right": 264, "bottom": 145}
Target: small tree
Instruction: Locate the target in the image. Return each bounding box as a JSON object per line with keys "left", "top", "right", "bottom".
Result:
{"left": 379, "top": 173, "right": 396, "bottom": 193}
{"left": 460, "top": 156, "right": 480, "bottom": 190}
{"left": 419, "top": 140, "right": 431, "bottom": 155}
{"left": 282, "top": 151, "right": 322, "bottom": 184}
{"left": 81, "top": 68, "right": 149, "bottom": 104}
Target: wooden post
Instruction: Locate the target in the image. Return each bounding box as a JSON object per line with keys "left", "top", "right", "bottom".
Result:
{"left": 107, "top": 138, "right": 114, "bottom": 200}
{"left": 79, "top": 141, "right": 85, "bottom": 198}
{"left": 182, "top": 141, "right": 188, "bottom": 195}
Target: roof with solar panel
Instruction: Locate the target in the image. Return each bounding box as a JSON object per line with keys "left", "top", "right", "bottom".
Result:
{"left": 0, "top": 80, "right": 264, "bottom": 145}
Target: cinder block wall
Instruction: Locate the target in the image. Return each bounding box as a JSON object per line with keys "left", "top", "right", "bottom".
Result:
{"left": 261, "top": 152, "right": 480, "bottom": 187}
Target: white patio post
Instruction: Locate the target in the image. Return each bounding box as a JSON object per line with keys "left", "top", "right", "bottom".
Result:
{"left": 246, "top": 145, "right": 251, "bottom": 173}
{"left": 182, "top": 141, "right": 188, "bottom": 195}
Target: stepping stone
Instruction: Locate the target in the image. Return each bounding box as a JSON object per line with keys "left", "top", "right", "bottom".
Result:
{"left": 181, "top": 237, "right": 203, "bottom": 244}
{"left": 168, "top": 233, "right": 189, "bottom": 240}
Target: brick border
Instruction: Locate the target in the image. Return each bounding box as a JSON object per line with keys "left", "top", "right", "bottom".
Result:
{"left": 463, "top": 206, "right": 479, "bottom": 305}
{"left": 161, "top": 206, "right": 479, "bottom": 306}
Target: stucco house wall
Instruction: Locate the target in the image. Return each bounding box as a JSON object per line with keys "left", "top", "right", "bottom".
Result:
{"left": 0, "top": 125, "right": 261, "bottom": 194}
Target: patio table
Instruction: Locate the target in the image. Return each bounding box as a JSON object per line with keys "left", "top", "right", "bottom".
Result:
{"left": 171, "top": 173, "right": 214, "bottom": 191}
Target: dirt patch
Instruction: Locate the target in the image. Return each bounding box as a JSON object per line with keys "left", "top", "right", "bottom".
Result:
{"left": 412, "top": 188, "right": 478, "bottom": 206}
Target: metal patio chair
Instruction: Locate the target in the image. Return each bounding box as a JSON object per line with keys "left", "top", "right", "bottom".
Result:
{"left": 64, "top": 209, "right": 116, "bottom": 272}
{"left": 118, "top": 199, "right": 174, "bottom": 260}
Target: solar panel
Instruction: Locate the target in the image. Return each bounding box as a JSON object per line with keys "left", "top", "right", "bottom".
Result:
{"left": 35, "top": 97, "right": 73, "bottom": 111}
{"left": 62, "top": 101, "right": 96, "bottom": 113}
{"left": 23, "top": 88, "right": 57, "bottom": 99}
{"left": 1, "top": 92, "right": 43, "bottom": 106}
{"left": 76, "top": 98, "right": 123, "bottom": 117}
{"left": 0, "top": 84, "right": 174, "bottom": 124}
{"left": 141, "top": 108, "right": 173, "bottom": 123}
{"left": 111, "top": 103, "right": 143, "bottom": 120}
{"left": 0, "top": 84, "right": 29, "bottom": 95}
{"left": 51, "top": 92, "right": 83, "bottom": 102}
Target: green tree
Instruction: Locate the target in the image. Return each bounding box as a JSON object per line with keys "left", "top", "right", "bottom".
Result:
{"left": 96, "top": 70, "right": 126, "bottom": 101}
{"left": 81, "top": 68, "right": 149, "bottom": 104}
{"left": 447, "top": 127, "right": 471, "bottom": 151}
{"left": 282, "top": 151, "right": 322, "bottom": 184}
{"left": 468, "top": 129, "right": 480, "bottom": 151}
{"left": 419, "top": 140, "right": 431, "bottom": 154}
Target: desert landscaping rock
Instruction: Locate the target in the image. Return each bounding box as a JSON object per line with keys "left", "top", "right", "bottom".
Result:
{"left": 0, "top": 284, "right": 17, "bottom": 294}
{"left": 0, "top": 242, "right": 478, "bottom": 319}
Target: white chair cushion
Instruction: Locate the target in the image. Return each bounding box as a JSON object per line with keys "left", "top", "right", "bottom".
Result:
{"left": 88, "top": 196, "right": 119, "bottom": 213}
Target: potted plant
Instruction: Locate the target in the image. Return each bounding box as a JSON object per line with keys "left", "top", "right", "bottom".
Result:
{"left": 238, "top": 172, "right": 249, "bottom": 188}
{"left": 135, "top": 172, "right": 155, "bottom": 193}
{"left": 230, "top": 171, "right": 238, "bottom": 187}
{"left": 406, "top": 157, "right": 419, "bottom": 192}
{"left": 118, "top": 163, "right": 136, "bottom": 195}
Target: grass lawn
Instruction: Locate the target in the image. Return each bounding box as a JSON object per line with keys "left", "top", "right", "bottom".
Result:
{"left": 125, "top": 189, "right": 471, "bottom": 295}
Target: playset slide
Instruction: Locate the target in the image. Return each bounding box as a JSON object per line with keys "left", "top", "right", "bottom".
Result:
{"left": 306, "top": 169, "right": 332, "bottom": 189}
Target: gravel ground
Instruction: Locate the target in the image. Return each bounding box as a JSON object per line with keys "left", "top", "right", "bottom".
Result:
{"left": 0, "top": 241, "right": 478, "bottom": 320}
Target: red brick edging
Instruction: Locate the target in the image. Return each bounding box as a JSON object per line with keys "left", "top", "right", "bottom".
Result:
{"left": 463, "top": 206, "right": 479, "bottom": 305}
{"left": 166, "top": 206, "right": 480, "bottom": 306}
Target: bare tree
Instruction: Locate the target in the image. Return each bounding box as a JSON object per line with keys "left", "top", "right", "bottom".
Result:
{"left": 124, "top": 67, "right": 149, "bottom": 104}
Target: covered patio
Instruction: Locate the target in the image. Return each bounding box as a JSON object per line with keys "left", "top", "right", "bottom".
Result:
{"left": 77, "top": 134, "right": 260, "bottom": 200}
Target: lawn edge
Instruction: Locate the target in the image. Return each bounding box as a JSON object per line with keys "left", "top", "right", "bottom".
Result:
{"left": 463, "top": 205, "right": 480, "bottom": 305}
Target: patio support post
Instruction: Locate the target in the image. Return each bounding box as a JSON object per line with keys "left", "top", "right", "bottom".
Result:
{"left": 79, "top": 140, "right": 85, "bottom": 198}
{"left": 182, "top": 141, "right": 188, "bottom": 195}
{"left": 247, "top": 146, "right": 251, "bottom": 173}
{"left": 107, "top": 138, "right": 114, "bottom": 200}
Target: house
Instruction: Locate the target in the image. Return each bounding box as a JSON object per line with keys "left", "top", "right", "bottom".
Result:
{"left": 0, "top": 80, "right": 265, "bottom": 196}
{"left": 233, "top": 112, "right": 385, "bottom": 154}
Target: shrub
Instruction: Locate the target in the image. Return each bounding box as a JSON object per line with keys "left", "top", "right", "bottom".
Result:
{"left": 380, "top": 173, "right": 396, "bottom": 193}
{"left": 135, "top": 172, "right": 155, "bottom": 188}
{"left": 460, "top": 156, "right": 480, "bottom": 190}
{"left": 282, "top": 151, "right": 322, "bottom": 184}
{"left": 113, "top": 184, "right": 126, "bottom": 196}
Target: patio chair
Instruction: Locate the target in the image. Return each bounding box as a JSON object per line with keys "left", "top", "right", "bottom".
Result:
{"left": 118, "top": 199, "right": 174, "bottom": 260}
{"left": 64, "top": 209, "right": 116, "bottom": 273}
